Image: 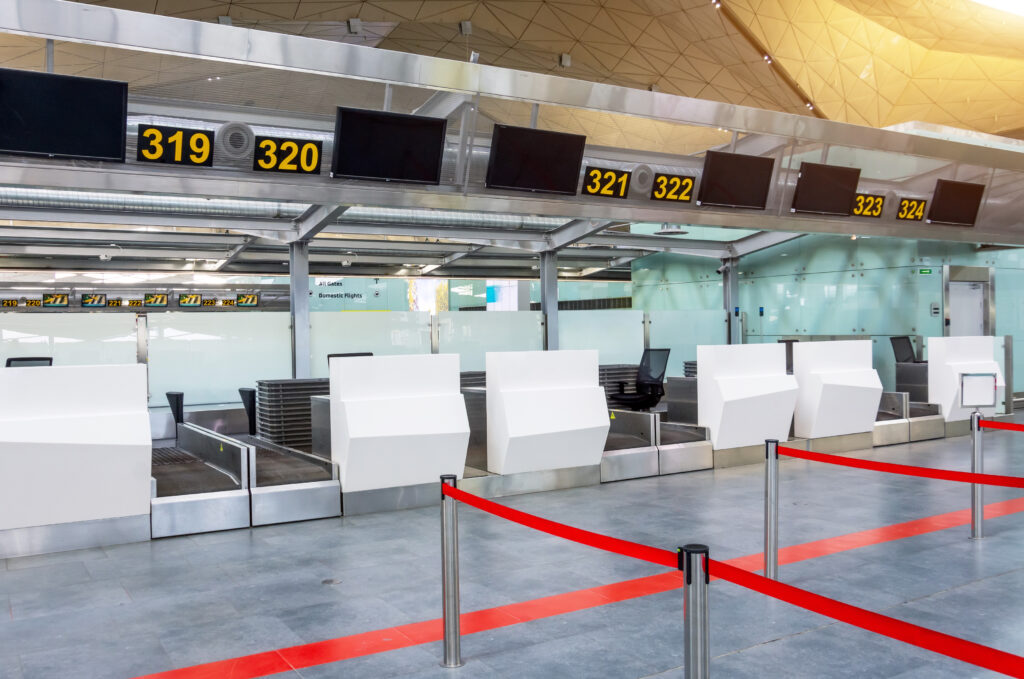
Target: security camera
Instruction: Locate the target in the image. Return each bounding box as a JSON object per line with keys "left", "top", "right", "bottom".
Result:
{"left": 98, "top": 253, "right": 113, "bottom": 262}
{"left": 715, "top": 264, "right": 727, "bottom": 275}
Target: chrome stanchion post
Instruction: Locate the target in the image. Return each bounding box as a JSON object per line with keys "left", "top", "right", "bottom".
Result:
{"left": 764, "top": 439, "right": 779, "bottom": 580}
{"left": 680, "top": 544, "right": 710, "bottom": 679}
{"left": 440, "top": 474, "right": 463, "bottom": 668}
{"left": 971, "top": 411, "right": 984, "bottom": 540}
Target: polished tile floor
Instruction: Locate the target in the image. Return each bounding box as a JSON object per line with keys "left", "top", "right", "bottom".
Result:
{"left": 3, "top": 429, "right": 1024, "bottom": 678}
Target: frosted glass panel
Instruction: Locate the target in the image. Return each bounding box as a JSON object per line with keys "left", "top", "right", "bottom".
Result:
{"left": 149, "top": 312, "right": 291, "bottom": 406}
{"left": 438, "top": 311, "right": 543, "bottom": 371}
{"left": 649, "top": 310, "right": 727, "bottom": 377}
{"left": 0, "top": 314, "right": 137, "bottom": 367}
{"left": 310, "top": 311, "right": 430, "bottom": 377}
{"left": 559, "top": 310, "right": 644, "bottom": 365}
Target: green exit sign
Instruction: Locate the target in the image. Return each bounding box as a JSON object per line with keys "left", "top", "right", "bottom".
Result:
{"left": 919, "top": 268, "right": 933, "bottom": 274}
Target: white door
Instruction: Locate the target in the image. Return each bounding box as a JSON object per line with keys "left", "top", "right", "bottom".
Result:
{"left": 948, "top": 281, "right": 986, "bottom": 336}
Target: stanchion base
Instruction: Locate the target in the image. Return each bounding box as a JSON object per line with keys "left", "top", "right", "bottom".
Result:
{"left": 440, "top": 661, "right": 465, "bottom": 669}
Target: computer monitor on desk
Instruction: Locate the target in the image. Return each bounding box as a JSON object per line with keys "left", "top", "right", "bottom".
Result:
{"left": 890, "top": 336, "right": 922, "bottom": 364}
{"left": 5, "top": 357, "right": 52, "bottom": 368}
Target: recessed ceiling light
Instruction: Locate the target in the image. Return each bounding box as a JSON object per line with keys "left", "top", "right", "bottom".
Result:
{"left": 656, "top": 223, "right": 688, "bottom": 235}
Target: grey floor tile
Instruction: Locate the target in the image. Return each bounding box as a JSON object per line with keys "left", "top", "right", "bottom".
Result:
{"left": 19, "top": 634, "right": 172, "bottom": 679}
{"left": 158, "top": 614, "right": 303, "bottom": 668}
{"left": 8, "top": 579, "right": 130, "bottom": 621}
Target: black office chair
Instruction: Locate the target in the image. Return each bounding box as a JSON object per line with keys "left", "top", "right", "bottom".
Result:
{"left": 890, "top": 336, "right": 923, "bottom": 364}
{"left": 5, "top": 356, "right": 53, "bottom": 367}
{"left": 608, "top": 348, "right": 671, "bottom": 412}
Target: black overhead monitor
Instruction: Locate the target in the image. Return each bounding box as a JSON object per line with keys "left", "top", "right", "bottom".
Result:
{"left": 485, "top": 125, "right": 587, "bottom": 195}
{"left": 5, "top": 356, "right": 53, "bottom": 368}
{"left": 0, "top": 68, "right": 127, "bottom": 162}
{"left": 790, "top": 162, "right": 861, "bottom": 216}
{"left": 330, "top": 107, "right": 447, "bottom": 185}
{"left": 928, "top": 179, "right": 986, "bottom": 226}
{"left": 697, "top": 150, "right": 775, "bottom": 210}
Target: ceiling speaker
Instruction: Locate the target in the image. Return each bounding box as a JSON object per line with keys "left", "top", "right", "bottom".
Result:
{"left": 216, "top": 121, "right": 254, "bottom": 161}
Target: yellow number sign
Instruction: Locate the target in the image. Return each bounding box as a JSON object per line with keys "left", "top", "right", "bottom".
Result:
{"left": 581, "top": 167, "right": 630, "bottom": 199}
{"left": 651, "top": 173, "right": 695, "bottom": 203}
{"left": 253, "top": 137, "right": 322, "bottom": 174}
{"left": 897, "top": 198, "right": 927, "bottom": 221}
{"left": 137, "top": 126, "right": 213, "bottom": 167}
{"left": 852, "top": 194, "right": 885, "bottom": 218}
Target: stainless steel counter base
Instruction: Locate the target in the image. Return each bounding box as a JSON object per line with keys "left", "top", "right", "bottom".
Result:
{"left": 601, "top": 446, "right": 659, "bottom": 482}
{"left": 659, "top": 440, "right": 713, "bottom": 474}
{"left": 945, "top": 419, "right": 971, "bottom": 438}
{"left": 459, "top": 465, "right": 601, "bottom": 499}
{"left": 910, "top": 415, "right": 946, "bottom": 441}
{"left": 0, "top": 514, "right": 149, "bottom": 559}
{"left": 873, "top": 419, "right": 910, "bottom": 447}
{"left": 343, "top": 481, "right": 439, "bottom": 515}
{"left": 805, "top": 431, "right": 874, "bottom": 454}
{"left": 251, "top": 480, "right": 341, "bottom": 526}
{"left": 151, "top": 490, "right": 250, "bottom": 538}
{"left": 713, "top": 439, "right": 809, "bottom": 468}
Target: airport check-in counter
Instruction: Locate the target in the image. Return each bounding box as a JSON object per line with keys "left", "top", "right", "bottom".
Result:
{"left": 0, "top": 364, "right": 152, "bottom": 558}
{"left": 928, "top": 336, "right": 1006, "bottom": 435}
{"left": 873, "top": 392, "right": 944, "bottom": 445}
{"left": 312, "top": 354, "right": 469, "bottom": 514}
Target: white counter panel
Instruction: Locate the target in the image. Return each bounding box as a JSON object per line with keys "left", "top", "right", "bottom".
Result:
{"left": 329, "top": 354, "right": 469, "bottom": 492}
{"left": 793, "top": 341, "right": 882, "bottom": 439}
{"left": 698, "top": 344, "right": 798, "bottom": 450}
{"left": 486, "top": 350, "right": 609, "bottom": 475}
{"left": 0, "top": 365, "right": 151, "bottom": 532}
{"left": 928, "top": 337, "right": 1005, "bottom": 422}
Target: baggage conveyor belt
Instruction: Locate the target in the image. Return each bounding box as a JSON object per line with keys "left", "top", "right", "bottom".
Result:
{"left": 152, "top": 447, "right": 239, "bottom": 497}
{"left": 233, "top": 434, "right": 333, "bottom": 487}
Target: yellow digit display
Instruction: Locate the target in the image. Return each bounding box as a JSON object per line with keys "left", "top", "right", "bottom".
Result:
{"left": 852, "top": 193, "right": 885, "bottom": 218}
{"left": 651, "top": 173, "right": 696, "bottom": 203}
{"left": 1, "top": 299, "right": 18, "bottom": 307}
{"left": 897, "top": 198, "right": 927, "bottom": 221}
{"left": 581, "top": 167, "right": 631, "bottom": 199}
{"left": 107, "top": 299, "right": 122, "bottom": 307}
{"left": 137, "top": 126, "right": 213, "bottom": 167}
{"left": 253, "top": 137, "right": 322, "bottom": 174}
{"left": 221, "top": 299, "right": 236, "bottom": 307}
{"left": 127, "top": 299, "right": 143, "bottom": 307}
{"left": 25, "top": 299, "right": 42, "bottom": 307}
{"left": 202, "top": 298, "right": 218, "bottom": 307}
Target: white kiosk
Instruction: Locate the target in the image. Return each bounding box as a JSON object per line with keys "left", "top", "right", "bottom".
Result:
{"left": 328, "top": 354, "right": 469, "bottom": 512}
{"left": 793, "top": 340, "right": 883, "bottom": 443}
{"left": 486, "top": 350, "right": 609, "bottom": 476}
{"left": 697, "top": 344, "right": 799, "bottom": 462}
{"left": 0, "top": 364, "right": 151, "bottom": 558}
{"left": 927, "top": 336, "right": 1005, "bottom": 426}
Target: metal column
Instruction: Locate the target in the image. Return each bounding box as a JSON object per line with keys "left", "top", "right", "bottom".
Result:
{"left": 680, "top": 544, "right": 710, "bottom": 679}
{"left": 289, "top": 240, "right": 311, "bottom": 379}
{"left": 540, "top": 250, "right": 558, "bottom": 350}
{"left": 440, "top": 475, "right": 463, "bottom": 668}
{"left": 764, "top": 439, "right": 779, "bottom": 579}
{"left": 722, "top": 257, "right": 740, "bottom": 344}
{"left": 971, "top": 411, "right": 984, "bottom": 539}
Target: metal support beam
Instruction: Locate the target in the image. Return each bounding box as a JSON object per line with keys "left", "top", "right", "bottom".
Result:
{"left": 289, "top": 241, "right": 311, "bottom": 379}
{"left": 293, "top": 204, "right": 348, "bottom": 242}
{"left": 728, "top": 231, "right": 803, "bottom": 257}
{"left": 722, "top": 257, "right": 740, "bottom": 344}
{"left": 540, "top": 250, "right": 558, "bottom": 350}
{"left": 421, "top": 246, "right": 483, "bottom": 274}
{"left": 545, "top": 219, "right": 614, "bottom": 250}
{"left": 44, "top": 38, "right": 53, "bottom": 72}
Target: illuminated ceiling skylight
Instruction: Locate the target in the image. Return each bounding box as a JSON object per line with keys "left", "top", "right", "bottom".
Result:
{"left": 970, "top": 0, "right": 1024, "bottom": 17}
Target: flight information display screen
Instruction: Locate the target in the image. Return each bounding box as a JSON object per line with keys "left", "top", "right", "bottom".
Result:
{"left": 928, "top": 179, "right": 986, "bottom": 226}
{"left": 697, "top": 151, "right": 775, "bottom": 209}
{"left": 331, "top": 107, "right": 447, "bottom": 185}
{"left": 485, "top": 125, "right": 586, "bottom": 195}
{"left": 0, "top": 68, "right": 127, "bottom": 162}
{"left": 791, "top": 162, "right": 861, "bottom": 216}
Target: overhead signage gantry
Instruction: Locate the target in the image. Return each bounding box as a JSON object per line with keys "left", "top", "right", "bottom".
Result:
{"left": 0, "top": 66, "right": 994, "bottom": 236}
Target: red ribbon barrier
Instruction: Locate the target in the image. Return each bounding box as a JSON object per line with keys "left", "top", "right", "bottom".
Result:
{"left": 442, "top": 484, "right": 677, "bottom": 568}
{"left": 779, "top": 446, "right": 1024, "bottom": 489}
{"left": 709, "top": 559, "right": 1024, "bottom": 677}
{"left": 980, "top": 420, "right": 1024, "bottom": 434}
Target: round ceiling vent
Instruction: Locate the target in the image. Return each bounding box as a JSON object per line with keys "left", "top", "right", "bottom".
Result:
{"left": 631, "top": 164, "right": 654, "bottom": 194}
{"left": 216, "top": 121, "right": 255, "bottom": 160}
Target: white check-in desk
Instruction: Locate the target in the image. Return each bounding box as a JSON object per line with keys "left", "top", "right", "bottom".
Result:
{"left": 326, "top": 354, "right": 470, "bottom": 513}
{"left": 486, "top": 350, "right": 609, "bottom": 479}
{"left": 697, "top": 344, "right": 799, "bottom": 466}
{"left": 792, "top": 340, "right": 883, "bottom": 450}
{"left": 928, "top": 336, "right": 1005, "bottom": 434}
{"left": 0, "top": 364, "right": 151, "bottom": 557}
